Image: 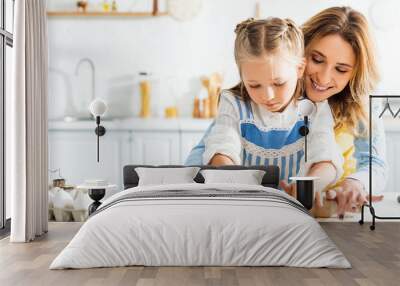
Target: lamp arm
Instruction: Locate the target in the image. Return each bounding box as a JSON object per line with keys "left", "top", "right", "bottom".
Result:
{"left": 97, "top": 116, "right": 100, "bottom": 162}
{"left": 97, "top": 123, "right": 100, "bottom": 162}
{"left": 94, "top": 116, "right": 106, "bottom": 162}
{"left": 304, "top": 116, "right": 308, "bottom": 162}
{"left": 298, "top": 116, "right": 309, "bottom": 162}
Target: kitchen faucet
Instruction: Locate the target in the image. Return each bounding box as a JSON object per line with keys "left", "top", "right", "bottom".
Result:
{"left": 75, "top": 58, "right": 96, "bottom": 105}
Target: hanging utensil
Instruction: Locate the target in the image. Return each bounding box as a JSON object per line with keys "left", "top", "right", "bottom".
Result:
{"left": 378, "top": 98, "right": 395, "bottom": 118}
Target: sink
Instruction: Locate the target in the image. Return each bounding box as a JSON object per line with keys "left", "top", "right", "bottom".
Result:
{"left": 63, "top": 116, "right": 93, "bottom": 122}
{"left": 62, "top": 116, "right": 130, "bottom": 122}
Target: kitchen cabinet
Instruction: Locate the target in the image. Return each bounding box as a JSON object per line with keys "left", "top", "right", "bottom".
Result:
{"left": 48, "top": 118, "right": 213, "bottom": 194}
{"left": 48, "top": 130, "right": 128, "bottom": 197}
{"left": 385, "top": 131, "right": 400, "bottom": 193}
{"left": 370, "top": 118, "right": 400, "bottom": 193}
{"left": 130, "top": 131, "right": 180, "bottom": 165}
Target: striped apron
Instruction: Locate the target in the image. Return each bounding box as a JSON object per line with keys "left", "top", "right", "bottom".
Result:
{"left": 234, "top": 97, "right": 306, "bottom": 183}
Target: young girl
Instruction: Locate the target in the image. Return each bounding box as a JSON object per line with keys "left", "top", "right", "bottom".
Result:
{"left": 203, "top": 18, "right": 343, "bottom": 192}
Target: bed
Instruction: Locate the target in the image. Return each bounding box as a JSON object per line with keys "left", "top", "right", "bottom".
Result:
{"left": 50, "top": 165, "right": 350, "bottom": 269}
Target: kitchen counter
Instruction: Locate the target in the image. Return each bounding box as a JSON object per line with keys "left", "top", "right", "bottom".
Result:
{"left": 48, "top": 118, "right": 214, "bottom": 132}
{"left": 49, "top": 117, "right": 399, "bottom": 132}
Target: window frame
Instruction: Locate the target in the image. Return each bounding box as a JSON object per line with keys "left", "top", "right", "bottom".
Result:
{"left": 0, "top": 0, "right": 14, "bottom": 232}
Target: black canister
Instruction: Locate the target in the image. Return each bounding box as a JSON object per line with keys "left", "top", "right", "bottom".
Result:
{"left": 296, "top": 180, "right": 314, "bottom": 210}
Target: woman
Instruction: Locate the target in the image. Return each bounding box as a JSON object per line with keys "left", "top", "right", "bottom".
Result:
{"left": 185, "top": 6, "right": 387, "bottom": 217}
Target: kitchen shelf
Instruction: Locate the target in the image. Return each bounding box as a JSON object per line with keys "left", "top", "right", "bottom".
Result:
{"left": 46, "top": 11, "right": 169, "bottom": 17}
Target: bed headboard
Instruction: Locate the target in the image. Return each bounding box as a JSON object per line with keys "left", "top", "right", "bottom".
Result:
{"left": 123, "top": 165, "right": 280, "bottom": 190}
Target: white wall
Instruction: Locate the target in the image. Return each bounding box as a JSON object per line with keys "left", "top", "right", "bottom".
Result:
{"left": 47, "top": 0, "right": 400, "bottom": 120}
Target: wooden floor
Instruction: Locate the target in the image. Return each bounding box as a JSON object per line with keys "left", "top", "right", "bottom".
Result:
{"left": 0, "top": 222, "right": 399, "bottom": 286}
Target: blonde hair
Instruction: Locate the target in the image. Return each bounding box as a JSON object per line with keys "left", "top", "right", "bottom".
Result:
{"left": 302, "top": 6, "right": 379, "bottom": 136}
{"left": 228, "top": 17, "right": 304, "bottom": 101}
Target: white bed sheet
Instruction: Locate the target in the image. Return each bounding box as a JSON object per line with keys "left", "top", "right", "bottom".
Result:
{"left": 50, "top": 183, "right": 350, "bottom": 269}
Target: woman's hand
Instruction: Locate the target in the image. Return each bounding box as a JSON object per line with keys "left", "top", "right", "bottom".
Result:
{"left": 333, "top": 179, "right": 384, "bottom": 217}
{"left": 281, "top": 178, "right": 385, "bottom": 218}
{"left": 280, "top": 180, "right": 337, "bottom": 217}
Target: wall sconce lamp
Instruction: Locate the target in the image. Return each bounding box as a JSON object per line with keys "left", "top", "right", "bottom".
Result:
{"left": 89, "top": 99, "right": 107, "bottom": 162}
{"left": 298, "top": 99, "right": 315, "bottom": 162}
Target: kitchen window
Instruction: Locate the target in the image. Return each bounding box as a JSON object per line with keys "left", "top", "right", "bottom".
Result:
{"left": 0, "top": 0, "right": 14, "bottom": 234}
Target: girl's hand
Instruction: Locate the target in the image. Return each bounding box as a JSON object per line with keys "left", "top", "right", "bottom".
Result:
{"left": 279, "top": 181, "right": 296, "bottom": 197}
{"left": 333, "top": 179, "right": 384, "bottom": 217}
{"left": 209, "top": 153, "right": 235, "bottom": 166}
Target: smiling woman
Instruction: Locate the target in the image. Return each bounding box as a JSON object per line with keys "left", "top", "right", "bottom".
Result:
{"left": 301, "top": 7, "right": 386, "bottom": 217}
{"left": 302, "top": 6, "right": 379, "bottom": 135}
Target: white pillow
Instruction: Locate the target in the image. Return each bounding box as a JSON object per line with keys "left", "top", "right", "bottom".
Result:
{"left": 200, "top": 169, "right": 266, "bottom": 185}
{"left": 135, "top": 167, "right": 201, "bottom": 186}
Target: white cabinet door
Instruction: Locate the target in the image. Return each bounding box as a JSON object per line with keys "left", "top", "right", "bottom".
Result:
{"left": 385, "top": 132, "right": 400, "bottom": 193}
{"left": 180, "top": 132, "right": 206, "bottom": 164}
{"left": 130, "top": 131, "right": 180, "bottom": 165}
{"left": 48, "top": 130, "right": 127, "bottom": 196}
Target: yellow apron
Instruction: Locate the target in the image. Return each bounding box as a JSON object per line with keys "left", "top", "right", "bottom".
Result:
{"left": 313, "top": 126, "right": 356, "bottom": 217}
{"left": 330, "top": 126, "right": 356, "bottom": 189}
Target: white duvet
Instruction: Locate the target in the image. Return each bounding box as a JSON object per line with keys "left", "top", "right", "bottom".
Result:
{"left": 50, "top": 183, "right": 350, "bottom": 269}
